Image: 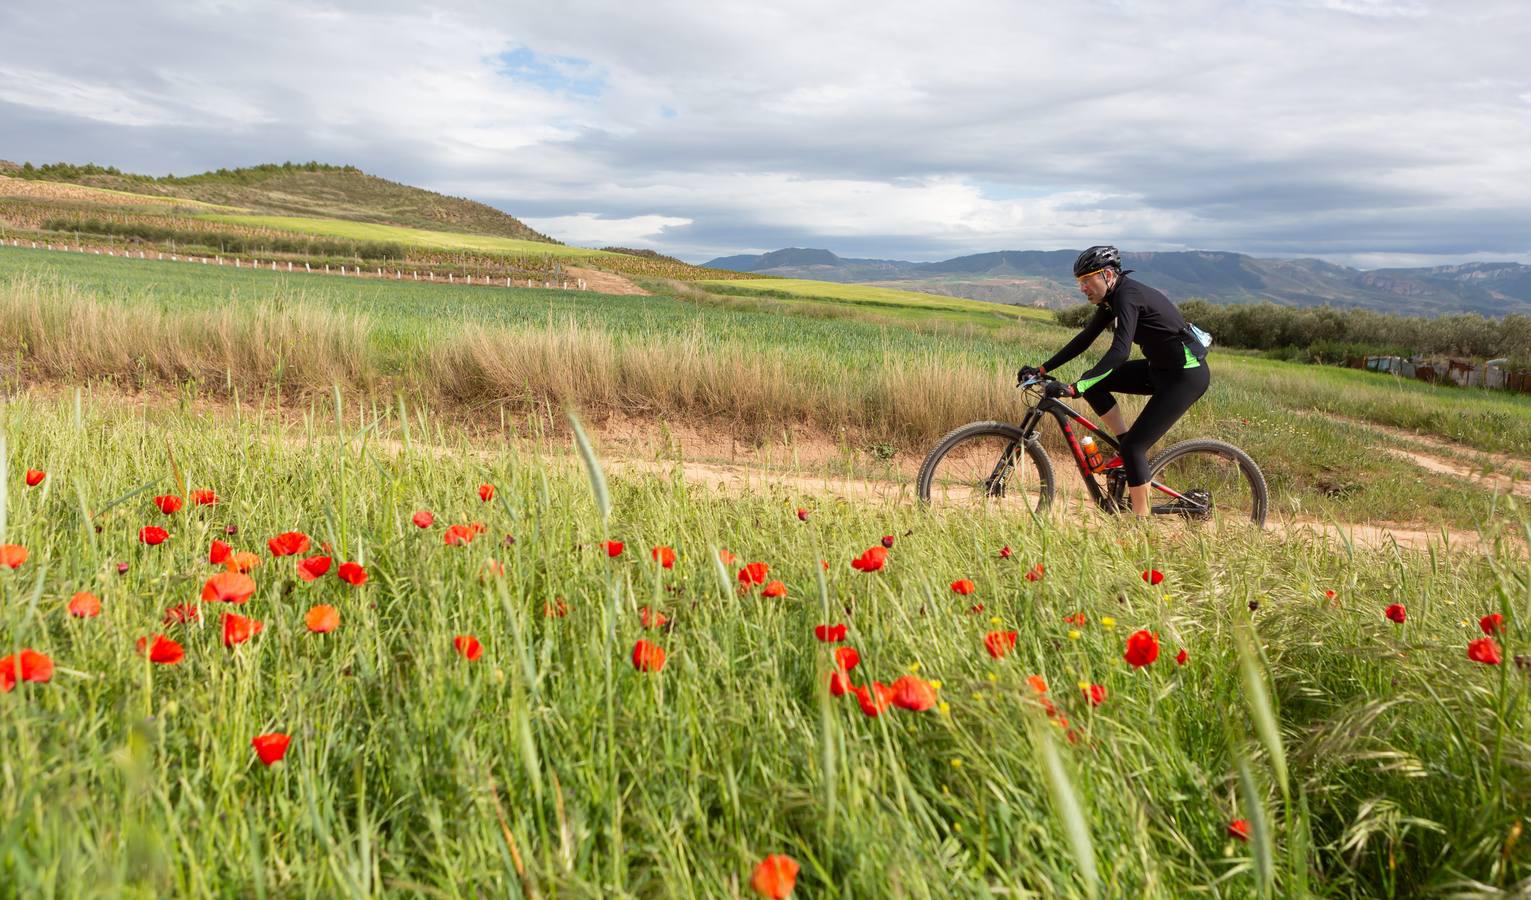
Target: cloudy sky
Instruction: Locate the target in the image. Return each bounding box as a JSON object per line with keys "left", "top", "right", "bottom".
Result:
{"left": 2, "top": 0, "right": 1528, "bottom": 266}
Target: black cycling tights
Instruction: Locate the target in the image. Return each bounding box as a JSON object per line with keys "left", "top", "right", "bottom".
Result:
{"left": 1080, "top": 360, "right": 1210, "bottom": 487}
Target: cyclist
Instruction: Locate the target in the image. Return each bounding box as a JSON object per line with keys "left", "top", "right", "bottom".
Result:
{"left": 1017, "top": 245, "right": 1209, "bottom": 518}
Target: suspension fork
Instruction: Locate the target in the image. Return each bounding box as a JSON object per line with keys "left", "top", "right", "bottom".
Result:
{"left": 985, "top": 408, "right": 1043, "bottom": 495}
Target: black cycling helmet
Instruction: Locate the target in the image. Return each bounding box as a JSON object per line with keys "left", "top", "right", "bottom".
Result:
{"left": 1073, "top": 245, "right": 1121, "bottom": 277}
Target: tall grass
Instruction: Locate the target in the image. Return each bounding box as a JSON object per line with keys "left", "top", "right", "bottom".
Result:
{"left": 0, "top": 393, "right": 1526, "bottom": 895}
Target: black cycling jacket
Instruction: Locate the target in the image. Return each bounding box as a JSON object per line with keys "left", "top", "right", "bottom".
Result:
{"left": 1040, "top": 274, "right": 1202, "bottom": 391}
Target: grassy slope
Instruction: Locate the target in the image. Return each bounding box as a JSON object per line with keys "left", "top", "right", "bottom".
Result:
{"left": 0, "top": 393, "right": 1525, "bottom": 895}
{"left": 2, "top": 246, "right": 1528, "bottom": 535}
{"left": 11, "top": 163, "right": 557, "bottom": 243}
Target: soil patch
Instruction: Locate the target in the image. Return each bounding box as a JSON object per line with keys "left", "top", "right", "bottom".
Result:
{"left": 564, "top": 266, "right": 648, "bottom": 296}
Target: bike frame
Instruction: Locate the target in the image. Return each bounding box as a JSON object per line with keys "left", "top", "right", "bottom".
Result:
{"left": 1011, "top": 382, "right": 1206, "bottom": 516}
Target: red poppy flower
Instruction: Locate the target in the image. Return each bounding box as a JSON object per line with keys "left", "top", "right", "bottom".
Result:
{"left": 854, "top": 681, "right": 895, "bottom": 717}
{"left": 751, "top": 854, "right": 800, "bottom": 899}
{"left": 651, "top": 546, "right": 676, "bottom": 569}
{"left": 192, "top": 489, "right": 218, "bottom": 506}
{"left": 880, "top": 535, "right": 895, "bottom": 549}
{"left": 24, "top": 468, "right": 45, "bottom": 487}
{"left": 1175, "top": 648, "right": 1188, "bottom": 666}
{"left": 1324, "top": 589, "right": 1336, "bottom": 601}
{"left": 296, "top": 555, "right": 332, "bottom": 582}
{"left": 829, "top": 670, "right": 853, "bottom": 697}
{"left": 1124, "top": 630, "right": 1160, "bottom": 668}
{"left": 1083, "top": 683, "right": 1107, "bottom": 707}
{"left": 412, "top": 510, "right": 434, "bottom": 528}
{"left": 0, "top": 649, "right": 53, "bottom": 692}
{"left": 1480, "top": 613, "right": 1504, "bottom": 635}
{"left": 1228, "top": 819, "right": 1250, "bottom": 842}
{"left": 209, "top": 539, "right": 232, "bottom": 565}
{"left": 138, "top": 526, "right": 168, "bottom": 546}
{"left": 1027, "top": 674, "right": 1049, "bottom": 694}
{"left": 336, "top": 562, "right": 367, "bottom": 585}
{"left": 850, "top": 545, "right": 888, "bottom": 572}
{"left": 153, "top": 494, "right": 183, "bottom": 515}
{"left": 891, "top": 675, "right": 937, "bottom": 711}
{"left": 833, "top": 646, "right": 860, "bottom": 672}
{"left": 137, "top": 634, "right": 185, "bottom": 664}
{"left": 718, "top": 548, "right": 736, "bottom": 565}
{"left": 454, "top": 635, "right": 484, "bottom": 661}
{"left": 163, "top": 603, "right": 202, "bottom": 625}
{"left": 796, "top": 507, "right": 809, "bottom": 521}
{"left": 762, "top": 580, "right": 787, "bottom": 599}
{"left": 444, "top": 524, "right": 476, "bottom": 546}
{"left": 68, "top": 591, "right": 101, "bottom": 618}
{"left": 545, "top": 598, "right": 569, "bottom": 618}
{"left": 1468, "top": 637, "right": 1502, "bottom": 666}
{"left": 305, "top": 604, "right": 340, "bottom": 633}
{"left": 222, "top": 612, "right": 263, "bottom": 648}
{"left": 201, "top": 571, "right": 256, "bottom": 604}
{"left": 999, "top": 545, "right": 1012, "bottom": 559}
{"left": 225, "top": 551, "right": 260, "bottom": 574}
{"left": 632, "top": 639, "right": 666, "bottom": 672}
{"left": 478, "top": 483, "right": 495, "bottom": 502}
{"left": 814, "top": 623, "right": 848, "bottom": 643}
{"left": 1063, "top": 612, "right": 1087, "bottom": 626}
{"left": 1025, "top": 563, "right": 1045, "bottom": 582}
{"left": 950, "top": 578, "right": 975, "bottom": 595}
{"left": 605, "top": 540, "right": 625, "bottom": 558}
{"left": 1142, "top": 569, "right": 1164, "bottom": 585}
{"left": 738, "top": 562, "right": 770, "bottom": 586}
{"left": 639, "top": 605, "right": 670, "bottom": 629}
{"left": 267, "top": 531, "right": 310, "bottom": 557}
{"left": 251, "top": 732, "right": 291, "bottom": 766}
{"left": 480, "top": 560, "right": 506, "bottom": 579}
{"left": 1384, "top": 603, "right": 1406, "bottom": 624}
{"left": 468, "top": 522, "right": 486, "bottom": 535}
{"left": 984, "top": 630, "right": 1018, "bottom": 659}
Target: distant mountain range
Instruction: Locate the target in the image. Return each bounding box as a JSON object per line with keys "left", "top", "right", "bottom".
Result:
{"left": 703, "top": 248, "right": 1531, "bottom": 317}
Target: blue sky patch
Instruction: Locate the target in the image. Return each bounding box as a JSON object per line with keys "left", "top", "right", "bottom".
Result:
{"left": 497, "top": 47, "right": 604, "bottom": 98}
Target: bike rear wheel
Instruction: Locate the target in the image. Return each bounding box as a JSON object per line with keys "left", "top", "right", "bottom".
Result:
{"left": 1137, "top": 438, "right": 1268, "bottom": 528}
{"left": 917, "top": 421, "right": 1055, "bottom": 514}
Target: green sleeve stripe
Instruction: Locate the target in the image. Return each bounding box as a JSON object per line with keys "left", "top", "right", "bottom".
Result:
{"left": 1183, "top": 346, "right": 1201, "bottom": 368}
{"left": 1075, "top": 369, "right": 1112, "bottom": 393}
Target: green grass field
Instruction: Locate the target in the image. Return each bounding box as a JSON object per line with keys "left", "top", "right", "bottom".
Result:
{"left": 0, "top": 391, "right": 1526, "bottom": 896}
{"left": 699, "top": 278, "right": 1057, "bottom": 325}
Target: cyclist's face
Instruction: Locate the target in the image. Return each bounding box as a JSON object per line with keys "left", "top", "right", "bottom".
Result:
{"left": 1077, "top": 269, "right": 1114, "bottom": 303}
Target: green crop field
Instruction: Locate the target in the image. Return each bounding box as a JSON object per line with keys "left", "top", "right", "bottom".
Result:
{"left": 198, "top": 213, "right": 612, "bottom": 259}
{"left": 0, "top": 387, "right": 1526, "bottom": 896}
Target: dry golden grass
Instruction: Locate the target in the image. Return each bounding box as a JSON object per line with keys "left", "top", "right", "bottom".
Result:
{"left": 0, "top": 274, "right": 370, "bottom": 396}
{"left": 0, "top": 274, "right": 1024, "bottom": 444}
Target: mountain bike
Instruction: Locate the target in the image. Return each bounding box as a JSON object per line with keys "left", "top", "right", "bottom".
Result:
{"left": 916, "top": 374, "right": 1268, "bottom": 526}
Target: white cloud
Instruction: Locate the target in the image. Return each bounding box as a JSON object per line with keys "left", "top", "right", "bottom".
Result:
{"left": 520, "top": 212, "right": 692, "bottom": 247}
{"left": 1, "top": 0, "right": 1528, "bottom": 264}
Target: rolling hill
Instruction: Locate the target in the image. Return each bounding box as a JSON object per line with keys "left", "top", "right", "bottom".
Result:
{"left": 705, "top": 247, "right": 1531, "bottom": 317}
{"left": 0, "top": 160, "right": 555, "bottom": 243}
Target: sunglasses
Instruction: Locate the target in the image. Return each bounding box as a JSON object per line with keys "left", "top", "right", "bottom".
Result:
{"left": 1075, "top": 268, "right": 1108, "bottom": 284}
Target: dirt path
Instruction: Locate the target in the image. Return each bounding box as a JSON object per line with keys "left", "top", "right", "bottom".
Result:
{"left": 19, "top": 384, "right": 1521, "bottom": 555}
{"left": 1327, "top": 414, "right": 1531, "bottom": 500}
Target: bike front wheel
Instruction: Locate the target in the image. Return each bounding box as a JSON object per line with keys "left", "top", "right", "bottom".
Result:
{"left": 1140, "top": 438, "right": 1268, "bottom": 528}
{"left": 916, "top": 421, "right": 1055, "bottom": 515}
